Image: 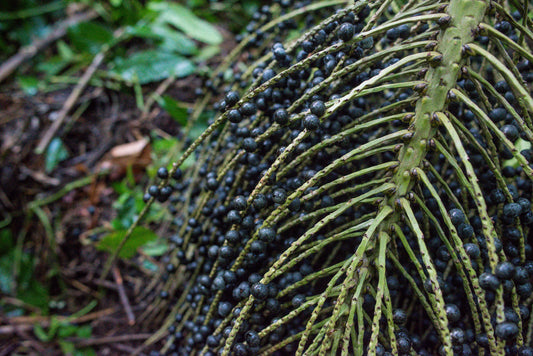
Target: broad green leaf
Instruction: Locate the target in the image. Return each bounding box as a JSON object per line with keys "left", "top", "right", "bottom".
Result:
{"left": 141, "top": 239, "right": 168, "bottom": 256}
{"left": 75, "top": 348, "right": 96, "bottom": 356}
{"left": 97, "top": 226, "right": 157, "bottom": 259}
{"left": 0, "top": 252, "right": 14, "bottom": 294}
{"left": 67, "top": 22, "right": 113, "bottom": 55}
{"left": 59, "top": 341, "right": 75, "bottom": 355}
{"left": 17, "top": 75, "right": 40, "bottom": 96}
{"left": 196, "top": 45, "right": 220, "bottom": 61}
{"left": 34, "top": 324, "right": 51, "bottom": 342}
{"left": 37, "top": 56, "right": 71, "bottom": 76}
{"left": 18, "top": 279, "right": 49, "bottom": 311}
{"left": 150, "top": 23, "right": 197, "bottom": 55}
{"left": 57, "top": 40, "right": 74, "bottom": 60}
{"left": 110, "top": 50, "right": 195, "bottom": 84}
{"left": 76, "top": 325, "right": 93, "bottom": 338}
{"left": 0, "top": 229, "right": 13, "bottom": 256}
{"left": 57, "top": 323, "right": 81, "bottom": 338}
{"left": 45, "top": 138, "right": 69, "bottom": 173}
{"left": 126, "top": 22, "right": 197, "bottom": 55}
{"left": 142, "top": 260, "right": 158, "bottom": 272}
{"left": 112, "top": 195, "right": 137, "bottom": 229}
{"left": 158, "top": 95, "right": 188, "bottom": 126}
{"left": 148, "top": 2, "right": 222, "bottom": 45}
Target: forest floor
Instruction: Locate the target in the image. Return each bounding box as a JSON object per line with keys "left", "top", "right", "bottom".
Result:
{"left": 0, "top": 1, "right": 247, "bottom": 354}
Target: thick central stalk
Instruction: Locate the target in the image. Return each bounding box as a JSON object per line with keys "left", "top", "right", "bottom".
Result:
{"left": 377, "top": 0, "right": 488, "bottom": 354}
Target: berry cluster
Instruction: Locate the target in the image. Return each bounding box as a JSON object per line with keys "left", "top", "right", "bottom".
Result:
{"left": 141, "top": 1, "right": 533, "bottom": 355}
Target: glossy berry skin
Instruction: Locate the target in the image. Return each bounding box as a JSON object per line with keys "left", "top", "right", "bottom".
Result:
{"left": 258, "top": 227, "right": 276, "bottom": 242}
{"left": 148, "top": 185, "right": 160, "bottom": 197}
{"left": 503, "top": 203, "right": 522, "bottom": 218}
{"left": 501, "top": 124, "right": 519, "bottom": 142}
{"left": 445, "top": 304, "right": 461, "bottom": 323}
{"left": 225, "top": 230, "right": 240, "bottom": 244}
{"left": 253, "top": 194, "right": 267, "bottom": 210}
{"left": 450, "top": 328, "right": 465, "bottom": 345}
{"left": 393, "top": 309, "right": 407, "bottom": 325}
{"left": 338, "top": 22, "right": 355, "bottom": 41}
{"left": 464, "top": 243, "right": 480, "bottom": 258}
{"left": 157, "top": 167, "right": 169, "bottom": 179}
{"left": 449, "top": 208, "right": 465, "bottom": 226}
{"left": 218, "top": 301, "right": 232, "bottom": 317}
{"left": 232, "top": 195, "right": 247, "bottom": 211}
{"left": 172, "top": 168, "right": 182, "bottom": 180}
{"left": 303, "top": 114, "right": 320, "bottom": 130}
{"left": 233, "top": 343, "right": 249, "bottom": 356}
{"left": 251, "top": 283, "right": 268, "bottom": 300}
{"left": 241, "top": 102, "right": 257, "bottom": 116}
{"left": 397, "top": 336, "right": 411, "bottom": 353}
{"left": 225, "top": 91, "right": 240, "bottom": 106}
{"left": 245, "top": 330, "right": 260, "bottom": 347}
{"left": 291, "top": 294, "right": 306, "bottom": 308}
{"left": 479, "top": 272, "right": 500, "bottom": 291}
{"left": 495, "top": 261, "right": 516, "bottom": 280}
{"left": 273, "top": 108, "right": 289, "bottom": 125}
{"left": 272, "top": 188, "right": 286, "bottom": 204}
{"left": 228, "top": 109, "right": 243, "bottom": 123}
{"left": 243, "top": 137, "right": 258, "bottom": 152}
{"left": 495, "top": 322, "right": 519, "bottom": 340}
{"left": 233, "top": 282, "right": 250, "bottom": 300}
{"left": 310, "top": 100, "right": 326, "bottom": 117}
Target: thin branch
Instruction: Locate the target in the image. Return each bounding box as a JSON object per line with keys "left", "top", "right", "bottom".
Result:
{"left": 35, "top": 28, "right": 125, "bottom": 154}
{"left": 0, "top": 10, "right": 98, "bottom": 83}
{"left": 113, "top": 267, "right": 136, "bottom": 326}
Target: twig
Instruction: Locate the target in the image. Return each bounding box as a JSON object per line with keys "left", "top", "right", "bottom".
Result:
{"left": 0, "top": 10, "right": 98, "bottom": 83}
{"left": 35, "top": 28, "right": 125, "bottom": 154}
{"left": 112, "top": 266, "right": 135, "bottom": 326}
{"left": 140, "top": 74, "right": 177, "bottom": 121}
{"left": 1, "top": 307, "right": 116, "bottom": 327}
{"left": 72, "top": 333, "right": 152, "bottom": 347}
{"left": 35, "top": 54, "right": 104, "bottom": 154}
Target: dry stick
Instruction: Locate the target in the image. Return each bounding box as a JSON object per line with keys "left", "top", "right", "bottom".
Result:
{"left": 0, "top": 10, "right": 98, "bottom": 83}
{"left": 0, "top": 307, "right": 117, "bottom": 335}
{"left": 112, "top": 267, "right": 135, "bottom": 326}
{"left": 73, "top": 333, "right": 152, "bottom": 348}
{"left": 35, "top": 28, "right": 125, "bottom": 154}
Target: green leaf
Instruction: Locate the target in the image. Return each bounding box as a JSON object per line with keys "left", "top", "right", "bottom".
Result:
{"left": 152, "top": 136, "right": 179, "bottom": 155}
{"left": 196, "top": 45, "right": 220, "bottom": 61}
{"left": 142, "top": 259, "right": 158, "bottom": 272}
{"left": 97, "top": 226, "right": 157, "bottom": 259}
{"left": 59, "top": 341, "right": 75, "bottom": 355}
{"left": 34, "top": 324, "right": 51, "bottom": 342}
{"left": 57, "top": 40, "right": 74, "bottom": 61}
{"left": 18, "top": 279, "right": 49, "bottom": 311}
{"left": 75, "top": 348, "right": 96, "bottom": 356}
{"left": 37, "top": 56, "right": 71, "bottom": 76}
{"left": 126, "top": 22, "right": 197, "bottom": 56}
{"left": 0, "top": 229, "right": 13, "bottom": 256}
{"left": 110, "top": 50, "right": 195, "bottom": 84}
{"left": 57, "top": 324, "right": 77, "bottom": 338}
{"left": 141, "top": 239, "right": 168, "bottom": 256}
{"left": 76, "top": 325, "right": 92, "bottom": 338}
{"left": 17, "top": 75, "right": 40, "bottom": 96}
{"left": 45, "top": 138, "right": 69, "bottom": 173}
{"left": 67, "top": 22, "right": 113, "bottom": 55}
{"left": 158, "top": 95, "right": 188, "bottom": 126}
{"left": 0, "top": 252, "right": 14, "bottom": 294}
{"left": 148, "top": 2, "right": 222, "bottom": 45}
{"left": 112, "top": 195, "right": 137, "bottom": 229}
{"left": 150, "top": 23, "right": 197, "bottom": 55}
